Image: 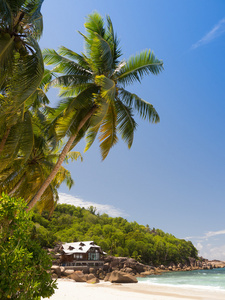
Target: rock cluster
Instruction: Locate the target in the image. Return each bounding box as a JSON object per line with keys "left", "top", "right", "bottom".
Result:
{"left": 50, "top": 256, "right": 225, "bottom": 283}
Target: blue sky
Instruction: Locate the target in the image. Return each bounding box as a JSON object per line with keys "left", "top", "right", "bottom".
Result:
{"left": 39, "top": 0, "right": 225, "bottom": 260}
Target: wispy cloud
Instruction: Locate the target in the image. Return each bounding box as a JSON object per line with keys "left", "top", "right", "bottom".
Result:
{"left": 58, "top": 192, "right": 127, "bottom": 218}
{"left": 191, "top": 18, "right": 225, "bottom": 50}
{"left": 185, "top": 229, "right": 225, "bottom": 241}
{"left": 205, "top": 229, "right": 225, "bottom": 238}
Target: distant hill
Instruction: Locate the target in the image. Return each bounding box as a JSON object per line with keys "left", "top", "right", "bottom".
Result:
{"left": 32, "top": 204, "right": 198, "bottom": 266}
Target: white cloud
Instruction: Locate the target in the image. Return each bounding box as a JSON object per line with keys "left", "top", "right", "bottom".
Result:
{"left": 191, "top": 18, "right": 225, "bottom": 50}
{"left": 185, "top": 229, "right": 225, "bottom": 241}
{"left": 58, "top": 192, "right": 127, "bottom": 218}
{"left": 197, "top": 244, "right": 225, "bottom": 261}
{"left": 205, "top": 229, "right": 225, "bottom": 238}
{"left": 196, "top": 242, "right": 203, "bottom": 251}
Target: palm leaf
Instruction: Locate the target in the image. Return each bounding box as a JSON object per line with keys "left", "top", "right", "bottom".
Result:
{"left": 5, "top": 36, "right": 44, "bottom": 113}
{"left": 90, "top": 32, "right": 114, "bottom": 73}
{"left": 58, "top": 46, "right": 91, "bottom": 70}
{"left": 98, "top": 103, "right": 118, "bottom": 160}
{"left": 50, "top": 74, "right": 92, "bottom": 89}
{"left": 95, "top": 75, "right": 116, "bottom": 102}
{"left": 115, "top": 99, "right": 137, "bottom": 148}
{"left": 119, "top": 88, "right": 160, "bottom": 123}
{"left": 116, "top": 49, "right": 163, "bottom": 86}
{"left": 43, "top": 48, "right": 91, "bottom": 77}
{"left": 0, "top": 0, "right": 12, "bottom": 27}
{"left": 84, "top": 12, "right": 105, "bottom": 39}
{"left": 105, "top": 15, "right": 122, "bottom": 66}
{"left": 18, "top": 110, "right": 34, "bottom": 162}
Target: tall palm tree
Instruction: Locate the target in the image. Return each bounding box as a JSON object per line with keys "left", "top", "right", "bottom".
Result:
{"left": 28, "top": 12, "right": 163, "bottom": 210}
{"left": 0, "top": 110, "right": 82, "bottom": 214}
{"left": 0, "top": 0, "right": 44, "bottom": 161}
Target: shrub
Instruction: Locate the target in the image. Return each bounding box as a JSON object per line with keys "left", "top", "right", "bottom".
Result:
{"left": 0, "top": 194, "right": 57, "bottom": 299}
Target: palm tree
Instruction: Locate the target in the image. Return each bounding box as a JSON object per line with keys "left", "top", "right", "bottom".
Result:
{"left": 0, "top": 0, "right": 44, "bottom": 161}
{"left": 0, "top": 111, "right": 82, "bottom": 214}
{"left": 28, "top": 12, "right": 163, "bottom": 210}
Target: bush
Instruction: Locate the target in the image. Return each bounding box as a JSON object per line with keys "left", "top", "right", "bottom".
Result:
{"left": 0, "top": 194, "right": 57, "bottom": 299}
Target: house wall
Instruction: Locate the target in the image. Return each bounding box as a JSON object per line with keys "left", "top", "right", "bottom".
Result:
{"left": 60, "top": 246, "right": 105, "bottom": 266}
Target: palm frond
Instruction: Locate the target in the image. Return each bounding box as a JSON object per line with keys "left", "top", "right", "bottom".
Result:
{"left": 105, "top": 15, "right": 122, "bottom": 66}
{"left": 63, "top": 84, "right": 97, "bottom": 115}
{"left": 115, "top": 99, "right": 137, "bottom": 148}
{"left": 116, "top": 49, "right": 163, "bottom": 86}
{"left": 119, "top": 88, "right": 160, "bottom": 123}
{"left": 0, "top": 35, "right": 15, "bottom": 82}
{"left": 84, "top": 11, "right": 105, "bottom": 39}
{"left": 43, "top": 48, "right": 91, "bottom": 77}
{"left": 84, "top": 125, "right": 100, "bottom": 153}
{"left": 6, "top": 36, "right": 44, "bottom": 112}
{"left": 49, "top": 74, "right": 92, "bottom": 89}
{"left": 0, "top": 0, "right": 12, "bottom": 28}
{"left": 64, "top": 151, "right": 83, "bottom": 163}
{"left": 98, "top": 103, "right": 118, "bottom": 160}
{"left": 58, "top": 46, "right": 91, "bottom": 70}
{"left": 89, "top": 32, "right": 114, "bottom": 73}
{"left": 22, "top": 0, "right": 44, "bottom": 40}
{"left": 95, "top": 75, "right": 116, "bottom": 102}
{"left": 18, "top": 110, "right": 34, "bottom": 162}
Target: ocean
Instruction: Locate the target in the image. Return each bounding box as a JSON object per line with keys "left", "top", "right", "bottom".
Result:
{"left": 138, "top": 268, "right": 225, "bottom": 290}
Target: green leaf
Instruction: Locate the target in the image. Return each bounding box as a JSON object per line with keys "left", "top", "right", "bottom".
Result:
{"left": 115, "top": 99, "right": 137, "bottom": 148}
{"left": 95, "top": 75, "right": 116, "bottom": 102}
{"left": 116, "top": 49, "right": 163, "bottom": 86}
{"left": 119, "top": 88, "right": 160, "bottom": 123}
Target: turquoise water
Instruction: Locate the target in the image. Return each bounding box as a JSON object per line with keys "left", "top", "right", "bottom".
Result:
{"left": 138, "top": 268, "right": 225, "bottom": 290}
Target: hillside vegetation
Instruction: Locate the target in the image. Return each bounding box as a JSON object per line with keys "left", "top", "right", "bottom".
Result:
{"left": 32, "top": 204, "right": 198, "bottom": 266}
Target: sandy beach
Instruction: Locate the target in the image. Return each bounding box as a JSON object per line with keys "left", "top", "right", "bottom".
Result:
{"left": 44, "top": 279, "right": 225, "bottom": 300}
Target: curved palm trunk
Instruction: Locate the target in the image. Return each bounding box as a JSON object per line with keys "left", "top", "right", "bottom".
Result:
{"left": 0, "top": 127, "right": 11, "bottom": 155}
{"left": 27, "top": 106, "right": 97, "bottom": 211}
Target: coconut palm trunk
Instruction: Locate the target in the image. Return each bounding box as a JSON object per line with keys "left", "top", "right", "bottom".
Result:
{"left": 27, "top": 105, "right": 96, "bottom": 210}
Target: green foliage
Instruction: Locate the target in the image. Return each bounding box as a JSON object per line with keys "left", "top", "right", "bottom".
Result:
{"left": 33, "top": 203, "right": 198, "bottom": 266}
{"left": 0, "top": 194, "right": 56, "bottom": 299}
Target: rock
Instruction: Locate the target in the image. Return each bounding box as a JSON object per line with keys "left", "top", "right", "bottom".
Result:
{"left": 86, "top": 277, "right": 100, "bottom": 284}
{"left": 188, "top": 257, "right": 196, "bottom": 267}
{"left": 104, "top": 273, "right": 111, "bottom": 281}
{"left": 120, "top": 267, "right": 133, "bottom": 273}
{"left": 63, "top": 269, "right": 75, "bottom": 276}
{"left": 69, "top": 271, "right": 86, "bottom": 282}
{"left": 51, "top": 273, "right": 58, "bottom": 279}
{"left": 140, "top": 270, "right": 155, "bottom": 276}
{"left": 108, "top": 271, "right": 138, "bottom": 283}
{"left": 51, "top": 265, "right": 61, "bottom": 277}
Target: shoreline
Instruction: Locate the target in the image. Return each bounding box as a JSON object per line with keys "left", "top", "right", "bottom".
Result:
{"left": 44, "top": 279, "right": 225, "bottom": 300}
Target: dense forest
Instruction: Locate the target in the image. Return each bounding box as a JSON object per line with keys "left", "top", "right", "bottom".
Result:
{"left": 33, "top": 204, "right": 198, "bottom": 266}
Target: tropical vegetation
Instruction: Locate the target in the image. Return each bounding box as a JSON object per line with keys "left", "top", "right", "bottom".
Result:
{"left": 0, "top": 0, "right": 44, "bottom": 166}
{"left": 0, "top": 194, "right": 56, "bottom": 299}
{"left": 33, "top": 203, "right": 198, "bottom": 266}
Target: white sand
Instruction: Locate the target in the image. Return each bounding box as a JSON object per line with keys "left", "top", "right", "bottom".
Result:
{"left": 43, "top": 279, "right": 225, "bottom": 300}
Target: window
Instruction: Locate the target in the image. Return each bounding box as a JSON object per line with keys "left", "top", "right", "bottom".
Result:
{"left": 88, "top": 252, "right": 100, "bottom": 261}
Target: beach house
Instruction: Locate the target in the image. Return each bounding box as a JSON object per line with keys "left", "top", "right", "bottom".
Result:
{"left": 59, "top": 241, "right": 105, "bottom": 267}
